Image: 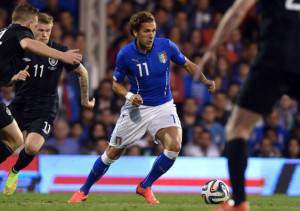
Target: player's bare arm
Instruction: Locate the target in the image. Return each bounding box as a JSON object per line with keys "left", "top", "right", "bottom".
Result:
{"left": 20, "top": 38, "right": 82, "bottom": 65}
{"left": 112, "top": 79, "right": 143, "bottom": 106}
{"left": 183, "top": 58, "right": 216, "bottom": 92}
{"left": 74, "top": 64, "right": 95, "bottom": 109}
{"left": 197, "top": 0, "right": 256, "bottom": 78}
{"left": 208, "top": 0, "right": 256, "bottom": 52}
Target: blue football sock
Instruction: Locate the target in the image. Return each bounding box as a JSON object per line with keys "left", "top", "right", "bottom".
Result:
{"left": 141, "top": 152, "right": 175, "bottom": 188}
{"left": 80, "top": 156, "right": 110, "bottom": 195}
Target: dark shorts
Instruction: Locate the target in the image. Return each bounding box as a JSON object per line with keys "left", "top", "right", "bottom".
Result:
{"left": 0, "top": 102, "right": 14, "bottom": 129}
{"left": 9, "top": 104, "right": 54, "bottom": 139}
{"left": 237, "top": 64, "right": 300, "bottom": 116}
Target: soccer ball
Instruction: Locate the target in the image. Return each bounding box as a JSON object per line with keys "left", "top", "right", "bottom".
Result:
{"left": 201, "top": 179, "right": 230, "bottom": 204}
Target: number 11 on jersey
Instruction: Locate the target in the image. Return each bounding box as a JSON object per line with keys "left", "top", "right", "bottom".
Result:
{"left": 136, "top": 62, "right": 149, "bottom": 77}
{"left": 34, "top": 64, "right": 44, "bottom": 78}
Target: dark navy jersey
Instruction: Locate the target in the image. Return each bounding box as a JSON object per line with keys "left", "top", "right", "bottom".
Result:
{"left": 113, "top": 38, "right": 186, "bottom": 106}
{"left": 0, "top": 24, "right": 34, "bottom": 86}
{"left": 256, "top": 0, "right": 300, "bottom": 73}
{"left": 11, "top": 40, "right": 78, "bottom": 117}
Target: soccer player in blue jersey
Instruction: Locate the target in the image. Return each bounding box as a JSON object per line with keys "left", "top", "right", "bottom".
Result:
{"left": 69, "top": 11, "right": 215, "bottom": 204}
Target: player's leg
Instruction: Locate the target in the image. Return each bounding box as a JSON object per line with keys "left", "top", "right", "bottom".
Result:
{"left": 14, "top": 132, "right": 44, "bottom": 171}
{"left": 4, "top": 118, "right": 51, "bottom": 195}
{"left": 68, "top": 146, "right": 125, "bottom": 203}
{"left": 140, "top": 126, "right": 181, "bottom": 188}
{"left": 136, "top": 126, "right": 181, "bottom": 204}
{"left": 136, "top": 101, "right": 181, "bottom": 204}
{"left": 79, "top": 146, "right": 125, "bottom": 194}
{"left": 3, "top": 132, "right": 44, "bottom": 195}
{"left": 214, "top": 68, "right": 283, "bottom": 211}
{"left": 69, "top": 104, "right": 147, "bottom": 203}
{"left": 0, "top": 102, "right": 23, "bottom": 163}
{"left": 224, "top": 106, "right": 260, "bottom": 206}
{"left": 0, "top": 120, "right": 23, "bottom": 162}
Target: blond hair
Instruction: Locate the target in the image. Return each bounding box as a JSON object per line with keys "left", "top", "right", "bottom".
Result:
{"left": 38, "top": 12, "right": 53, "bottom": 25}
{"left": 12, "top": 3, "right": 38, "bottom": 22}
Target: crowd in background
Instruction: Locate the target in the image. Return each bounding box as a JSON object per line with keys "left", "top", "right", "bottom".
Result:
{"left": 0, "top": 0, "right": 299, "bottom": 158}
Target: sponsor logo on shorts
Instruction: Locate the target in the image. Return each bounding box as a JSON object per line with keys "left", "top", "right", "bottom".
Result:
{"left": 5, "top": 107, "right": 11, "bottom": 116}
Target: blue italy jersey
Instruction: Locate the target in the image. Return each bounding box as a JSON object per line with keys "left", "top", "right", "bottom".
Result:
{"left": 113, "top": 38, "right": 186, "bottom": 106}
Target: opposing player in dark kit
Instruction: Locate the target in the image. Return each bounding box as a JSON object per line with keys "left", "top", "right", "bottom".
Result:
{"left": 198, "top": 0, "right": 300, "bottom": 210}
{"left": 3, "top": 12, "right": 94, "bottom": 195}
{"left": 0, "top": 4, "right": 81, "bottom": 170}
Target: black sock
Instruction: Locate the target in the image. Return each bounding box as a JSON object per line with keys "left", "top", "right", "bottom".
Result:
{"left": 13, "top": 149, "right": 35, "bottom": 172}
{"left": 0, "top": 141, "right": 13, "bottom": 164}
{"left": 225, "top": 138, "right": 248, "bottom": 206}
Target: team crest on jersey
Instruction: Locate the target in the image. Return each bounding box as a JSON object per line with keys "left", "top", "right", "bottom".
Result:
{"left": 49, "top": 58, "right": 58, "bottom": 66}
{"left": 158, "top": 51, "right": 167, "bottom": 63}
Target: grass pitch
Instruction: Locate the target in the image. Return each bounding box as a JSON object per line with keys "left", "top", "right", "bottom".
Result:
{"left": 0, "top": 193, "right": 299, "bottom": 211}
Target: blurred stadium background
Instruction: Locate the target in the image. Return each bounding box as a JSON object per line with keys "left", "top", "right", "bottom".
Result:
{"left": 0, "top": 0, "right": 299, "bottom": 197}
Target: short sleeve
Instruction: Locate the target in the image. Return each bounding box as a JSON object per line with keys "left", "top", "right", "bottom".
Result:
{"left": 113, "top": 50, "right": 127, "bottom": 82}
{"left": 169, "top": 39, "right": 186, "bottom": 66}
{"left": 15, "top": 27, "right": 34, "bottom": 42}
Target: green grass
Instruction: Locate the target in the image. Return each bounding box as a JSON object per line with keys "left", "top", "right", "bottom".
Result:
{"left": 0, "top": 193, "right": 299, "bottom": 211}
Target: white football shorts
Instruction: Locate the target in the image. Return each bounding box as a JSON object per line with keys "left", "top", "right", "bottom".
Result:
{"left": 109, "top": 100, "right": 181, "bottom": 148}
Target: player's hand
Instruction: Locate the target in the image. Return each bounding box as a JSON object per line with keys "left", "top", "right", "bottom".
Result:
{"left": 61, "top": 49, "right": 82, "bottom": 65}
{"left": 203, "top": 79, "right": 216, "bottom": 93}
{"left": 130, "top": 94, "right": 143, "bottom": 106}
{"left": 12, "top": 65, "right": 30, "bottom": 81}
{"left": 194, "top": 50, "right": 216, "bottom": 81}
{"left": 81, "top": 98, "right": 95, "bottom": 110}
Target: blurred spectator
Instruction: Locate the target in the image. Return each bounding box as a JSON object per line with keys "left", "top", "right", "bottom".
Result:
{"left": 252, "top": 137, "right": 281, "bottom": 158}
{"left": 50, "top": 22, "right": 63, "bottom": 43}
{"left": 96, "top": 108, "right": 118, "bottom": 135}
{"left": 45, "top": 118, "right": 80, "bottom": 154}
{"left": 58, "top": 9, "right": 76, "bottom": 35}
{"left": 61, "top": 33, "right": 74, "bottom": 49}
{"left": 249, "top": 109, "right": 289, "bottom": 153}
{"left": 284, "top": 138, "right": 300, "bottom": 159}
{"left": 79, "top": 108, "right": 95, "bottom": 142}
{"left": 226, "top": 81, "right": 241, "bottom": 106}
{"left": 94, "top": 79, "right": 120, "bottom": 113}
{"left": 190, "top": 0, "right": 213, "bottom": 29}
{"left": 82, "top": 121, "right": 108, "bottom": 152}
{"left": 189, "top": 29, "right": 204, "bottom": 55}
{"left": 212, "top": 91, "right": 230, "bottom": 125}
{"left": 154, "top": 7, "right": 169, "bottom": 37}
{"left": 171, "top": 66, "right": 185, "bottom": 111}
{"left": 277, "top": 95, "right": 297, "bottom": 130}
{"left": 0, "top": 86, "right": 14, "bottom": 106}
{"left": 91, "top": 138, "right": 109, "bottom": 155}
{"left": 234, "top": 62, "right": 250, "bottom": 83}
{"left": 183, "top": 127, "right": 220, "bottom": 156}
{"left": 200, "top": 104, "right": 225, "bottom": 149}
{"left": 41, "top": 0, "right": 62, "bottom": 20}
{"left": 184, "top": 74, "right": 212, "bottom": 113}
{"left": 0, "top": 8, "right": 8, "bottom": 28}
{"left": 174, "top": 10, "right": 189, "bottom": 41}
{"left": 181, "top": 98, "right": 200, "bottom": 145}
{"left": 291, "top": 112, "right": 300, "bottom": 140}
{"left": 127, "top": 145, "right": 142, "bottom": 156}
{"left": 70, "top": 122, "right": 84, "bottom": 144}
